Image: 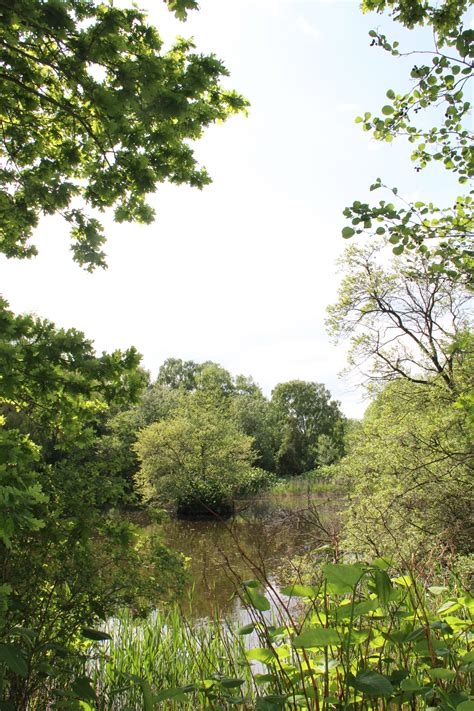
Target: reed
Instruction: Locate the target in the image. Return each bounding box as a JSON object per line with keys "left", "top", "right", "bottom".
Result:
{"left": 88, "top": 605, "right": 252, "bottom": 710}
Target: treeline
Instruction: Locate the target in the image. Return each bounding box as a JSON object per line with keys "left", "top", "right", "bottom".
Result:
{"left": 101, "top": 357, "right": 348, "bottom": 514}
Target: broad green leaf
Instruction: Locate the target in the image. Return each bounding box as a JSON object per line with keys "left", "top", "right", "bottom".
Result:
{"left": 427, "top": 668, "right": 456, "bottom": 680}
{"left": 400, "top": 677, "right": 424, "bottom": 692}
{"left": 342, "top": 226, "right": 355, "bottom": 239}
{"left": 246, "top": 648, "right": 275, "bottom": 664}
{"left": 457, "top": 702, "right": 474, "bottom": 711}
{"left": 220, "top": 678, "right": 245, "bottom": 689}
{"left": 373, "top": 568, "right": 393, "bottom": 605}
{"left": 292, "top": 627, "right": 340, "bottom": 648}
{"left": 428, "top": 586, "right": 448, "bottom": 595}
{"left": 154, "top": 687, "right": 190, "bottom": 702}
{"left": 323, "top": 563, "right": 365, "bottom": 592}
{"left": 254, "top": 673, "right": 278, "bottom": 684}
{"left": 350, "top": 670, "right": 394, "bottom": 697}
{"left": 246, "top": 587, "right": 271, "bottom": 612}
{"left": 238, "top": 623, "right": 255, "bottom": 635}
{"left": 382, "top": 105, "right": 394, "bottom": 115}
{"left": 71, "top": 677, "right": 96, "bottom": 701}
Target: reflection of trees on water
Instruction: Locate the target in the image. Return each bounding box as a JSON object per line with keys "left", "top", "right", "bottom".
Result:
{"left": 158, "top": 494, "right": 343, "bottom": 619}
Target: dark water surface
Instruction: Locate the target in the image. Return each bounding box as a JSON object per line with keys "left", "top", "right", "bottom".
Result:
{"left": 157, "top": 490, "right": 344, "bottom": 619}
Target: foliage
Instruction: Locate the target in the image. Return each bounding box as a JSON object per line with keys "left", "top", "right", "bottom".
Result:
{"left": 0, "top": 300, "right": 186, "bottom": 708}
{"left": 343, "top": 0, "right": 473, "bottom": 283}
{"left": 338, "top": 372, "right": 473, "bottom": 559}
{"left": 326, "top": 242, "right": 471, "bottom": 390}
{"left": 0, "top": 0, "right": 248, "bottom": 269}
{"left": 236, "top": 562, "right": 474, "bottom": 711}
{"left": 59, "top": 562, "right": 474, "bottom": 710}
{"left": 271, "top": 381, "right": 345, "bottom": 474}
{"left": 134, "top": 388, "right": 257, "bottom": 515}
{"left": 231, "top": 386, "right": 280, "bottom": 472}
{"left": 237, "top": 467, "right": 277, "bottom": 497}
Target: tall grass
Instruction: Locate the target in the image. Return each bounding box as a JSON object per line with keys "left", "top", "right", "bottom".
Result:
{"left": 88, "top": 606, "right": 252, "bottom": 710}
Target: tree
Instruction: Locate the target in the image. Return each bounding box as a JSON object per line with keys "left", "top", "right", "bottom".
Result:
{"left": 134, "top": 389, "right": 256, "bottom": 515}
{"left": 0, "top": 0, "right": 247, "bottom": 269}
{"left": 342, "top": 0, "right": 473, "bottom": 283}
{"left": 326, "top": 242, "right": 471, "bottom": 391}
{"left": 271, "top": 380, "right": 345, "bottom": 473}
{"left": 231, "top": 384, "right": 280, "bottom": 472}
{"left": 156, "top": 357, "right": 200, "bottom": 391}
{"left": 340, "top": 371, "right": 473, "bottom": 560}
{"left": 0, "top": 299, "right": 186, "bottom": 707}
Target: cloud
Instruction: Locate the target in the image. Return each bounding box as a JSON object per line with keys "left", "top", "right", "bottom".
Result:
{"left": 295, "top": 16, "right": 321, "bottom": 40}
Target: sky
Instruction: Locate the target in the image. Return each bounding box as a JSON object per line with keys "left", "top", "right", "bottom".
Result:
{"left": 1, "top": 0, "right": 466, "bottom": 417}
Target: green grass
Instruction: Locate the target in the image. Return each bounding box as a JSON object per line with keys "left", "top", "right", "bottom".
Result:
{"left": 87, "top": 606, "right": 252, "bottom": 710}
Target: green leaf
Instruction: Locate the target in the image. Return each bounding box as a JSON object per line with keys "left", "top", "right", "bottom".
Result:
{"left": 246, "top": 587, "right": 271, "bottom": 612}
{"left": 457, "top": 702, "right": 474, "bottom": 711}
{"left": 400, "top": 677, "right": 424, "bottom": 692}
{"left": 238, "top": 623, "right": 255, "bottom": 635}
{"left": 392, "top": 245, "right": 404, "bottom": 255}
{"left": 373, "top": 568, "right": 393, "bottom": 605}
{"left": 154, "top": 687, "right": 190, "bottom": 702}
{"left": 81, "top": 628, "right": 112, "bottom": 642}
{"left": 350, "top": 670, "right": 394, "bottom": 697}
{"left": 342, "top": 226, "right": 355, "bottom": 239}
{"left": 292, "top": 627, "right": 340, "bottom": 648}
{"left": 220, "top": 678, "right": 245, "bottom": 689}
{"left": 280, "top": 584, "right": 318, "bottom": 597}
{"left": 246, "top": 647, "right": 275, "bottom": 664}
{"left": 382, "top": 105, "right": 394, "bottom": 115}
{"left": 0, "top": 644, "right": 28, "bottom": 677}
{"left": 386, "top": 89, "right": 396, "bottom": 99}
{"left": 71, "top": 677, "right": 96, "bottom": 701}
{"left": 323, "top": 563, "right": 365, "bottom": 592}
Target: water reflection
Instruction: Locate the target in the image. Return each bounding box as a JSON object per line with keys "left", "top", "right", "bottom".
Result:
{"left": 157, "top": 492, "right": 343, "bottom": 619}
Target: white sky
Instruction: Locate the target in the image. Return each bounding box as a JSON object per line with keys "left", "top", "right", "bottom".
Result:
{"left": 1, "top": 0, "right": 466, "bottom": 417}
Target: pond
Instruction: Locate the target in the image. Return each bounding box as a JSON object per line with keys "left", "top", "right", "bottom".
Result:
{"left": 156, "top": 487, "right": 345, "bottom": 619}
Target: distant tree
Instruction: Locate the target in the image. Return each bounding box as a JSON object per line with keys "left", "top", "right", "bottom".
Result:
{"left": 275, "top": 416, "right": 307, "bottom": 476}
{"left": 156, "top": 358, "right": 200, "bottom": 391}
{"left": 231, "top": 384, "right": 280, "bottom": 472}
{"left": 0, "top": 0, "right": 247, "bottom": 269}
{"left": 134, "top": 390, "right": 255, "bottom": 515}
{"left": 341, "top": 368, "right": 473, "bottom": 559}
{"left": 271, "top": 380, "right": 345, "bottom": 473}
{"left": 195, "top": 362, "right": 235, "bottom": 397}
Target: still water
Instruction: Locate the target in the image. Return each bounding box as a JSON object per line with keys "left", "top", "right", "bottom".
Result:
{"left": 158, "top": 489, "right": 343, "bottom": 619}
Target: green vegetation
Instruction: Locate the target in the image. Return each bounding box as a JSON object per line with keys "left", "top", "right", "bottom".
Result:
{"left": 344, "top": 0, "right": 473, "bottom": 282}
{"left": 18, "top": 562, "right": 471, "bottom": 710}
{"left": 134, "top": 389, "right": 256, "bottom": 515}
{"left": 0, "top": 0, "right": 247, "bottom": 269}
{"left": 0, "top": 0, "right": 472, "bottom": 708}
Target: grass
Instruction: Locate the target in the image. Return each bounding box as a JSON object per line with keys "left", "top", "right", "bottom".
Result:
{"left": 76, "top": 560, "right": 473, "bottom": 710}
{"left": 86, "top": 606, "right": 252, "bottom": 710}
